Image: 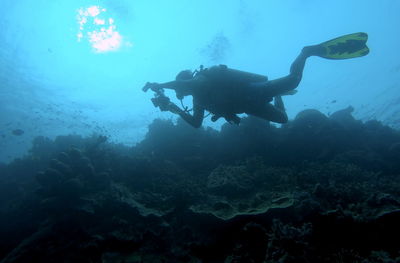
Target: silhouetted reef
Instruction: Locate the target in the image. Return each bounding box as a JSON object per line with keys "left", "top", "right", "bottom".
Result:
{"left": 0, "top": 108, "right": 400, "bottom": 262}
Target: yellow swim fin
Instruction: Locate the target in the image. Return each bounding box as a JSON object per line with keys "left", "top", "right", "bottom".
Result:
{"left": 315, "top": 32, "right": 369, "bottom": 59}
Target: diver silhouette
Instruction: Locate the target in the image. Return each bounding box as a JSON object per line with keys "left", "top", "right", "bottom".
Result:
{"left": 143, "top": 32, "right": 369, "bottom": 128}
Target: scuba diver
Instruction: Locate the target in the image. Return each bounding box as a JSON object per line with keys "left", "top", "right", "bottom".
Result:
{"left": 143, "top": 32, "right": 369, "bottom": 128}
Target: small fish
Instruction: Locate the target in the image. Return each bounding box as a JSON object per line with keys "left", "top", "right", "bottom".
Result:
{"left": 331, "top": 100, "right": 337, "bottom": 103}
{"left": 12, "top": 129, "right": 25, "bottom": 136}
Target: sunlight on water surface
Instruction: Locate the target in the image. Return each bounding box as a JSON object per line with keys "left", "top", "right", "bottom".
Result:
{"left": 76, "top": 5, "right": 131, "bottom": 53}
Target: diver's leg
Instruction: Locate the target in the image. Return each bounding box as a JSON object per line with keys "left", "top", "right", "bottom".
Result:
{"left": 274, "top": 95, "right": 285, "bottom": 112}
{"left": 246, "top": 99, "right": 288, "bottom": 124}
{"left": 259, "top": 46, "right": 321, "bottom": 98}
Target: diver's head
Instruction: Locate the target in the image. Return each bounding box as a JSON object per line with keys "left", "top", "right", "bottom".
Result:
{"left": 175, "top": 70, "right": 193, "bottom": 100}
{"left": 175, "top": 70, "right": 193, "bottom": 81}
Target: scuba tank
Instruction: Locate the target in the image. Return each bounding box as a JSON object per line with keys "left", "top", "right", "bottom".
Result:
{"left": 197, "top": 64, "right": 268, "bottom": 84}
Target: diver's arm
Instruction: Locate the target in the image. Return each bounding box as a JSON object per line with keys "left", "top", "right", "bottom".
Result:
{"left": 144, "top": 79, "right": 199, "bottom": 93}
{"left": 167, "top": 98, "right": 204, "bottom": 128}
{"left": 157, "top": 80, "right": 187, "bottom": 90}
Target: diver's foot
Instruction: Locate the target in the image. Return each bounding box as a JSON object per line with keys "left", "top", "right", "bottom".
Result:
{"left": 302, "top": 44, "right": 326, "bottom": 57}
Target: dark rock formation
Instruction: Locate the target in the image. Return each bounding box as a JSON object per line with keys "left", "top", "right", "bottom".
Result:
{"left": 1, "top": 108, "right": 400, "bottom": 262}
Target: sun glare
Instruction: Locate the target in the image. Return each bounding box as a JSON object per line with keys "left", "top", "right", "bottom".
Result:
{"left": 77, "top": 5, "right": 131, "bottom": 53}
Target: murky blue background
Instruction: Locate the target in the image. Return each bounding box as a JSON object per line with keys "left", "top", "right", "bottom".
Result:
{"left": 1, "top": 0, "right": 399, "bottom": 162}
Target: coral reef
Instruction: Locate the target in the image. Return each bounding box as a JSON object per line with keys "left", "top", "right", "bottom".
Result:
{"left": 0, "top": 108, "right": 400, "bottom": 262}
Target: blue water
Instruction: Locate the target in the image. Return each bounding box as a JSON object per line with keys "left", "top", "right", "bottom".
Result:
{"left": 1, "top": 0, "right": 399, "bottom": 163}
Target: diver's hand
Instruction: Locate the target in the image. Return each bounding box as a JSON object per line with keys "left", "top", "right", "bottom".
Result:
{"left": 142, "top": 82, "right": 160, "bottom": 92}
{"left": 151, "top": 95, "right": 170, "bottom": 111}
